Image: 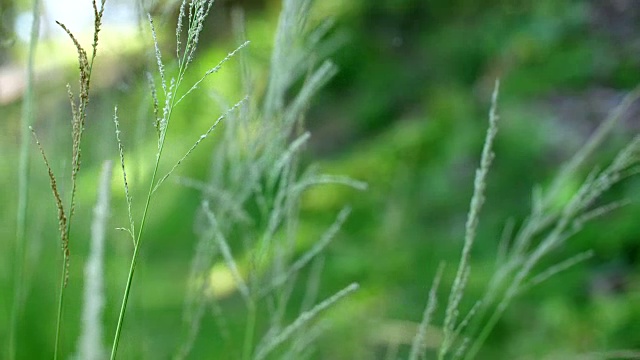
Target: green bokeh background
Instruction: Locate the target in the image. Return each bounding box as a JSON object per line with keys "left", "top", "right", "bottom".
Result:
{"left": 1, "top": 0, "right": 639, "bottom": 358}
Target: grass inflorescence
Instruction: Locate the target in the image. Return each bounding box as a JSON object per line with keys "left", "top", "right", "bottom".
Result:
{"left": 28, "top": 1, "right": 106, "bottom": 358}
{"left": 408, "top": 83, "right": 640, "bottom": 360}
{"left": 172, "top": 0, "right": 367, "bottom": 358}
{"left": 109, "top": 0, "right": 251, "bottom": 357}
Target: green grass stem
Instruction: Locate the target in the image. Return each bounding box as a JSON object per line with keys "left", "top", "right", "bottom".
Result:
{"left": 9, "top": 0, "right": 40, "bottom": 358}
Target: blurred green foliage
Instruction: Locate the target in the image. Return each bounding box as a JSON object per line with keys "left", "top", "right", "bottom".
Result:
{"left": 1, "top": 0, "right": 639, "bottom": 358}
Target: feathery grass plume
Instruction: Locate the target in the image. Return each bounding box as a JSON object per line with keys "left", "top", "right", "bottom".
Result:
{"left": 439, "top": 80, "right": 500, "bottom": 359}
{"left": 113, "top": 107, "right": 135, "bottom": 244}
{"left": 415, "top": 83, "right": 640, "bottom": 359}
{"left": 30, "top": 125, "right": 69, "bottom": 356}
{"left": 175, "top": 41, "right": 250, "bottom": 105}
{"left": 76, "top": 160, "right": 112, "bottom": 360}
{"left": 458, "top": 87, "right": 640, "bottom": 360}
{"left": 56, "top": 7, "right": 105, "bottom": 214}
{"left": 178, "top": 0, "right": 214, "bottom": 70}
{"left": 109, "top": 1, "right": 248, "bottom": 357}
{"left": 9, "top": 0, "right": 40, "bottom": 358}
{"left": 28, "top": 2, "right": 107, "bottom": 357}
{"left": 145, "top": 72, "right": 162, "bottom": 139}
{"left": 29, "top": 127, "right": 68, "bottom": 260}
{"left": 152, "top": 96, "right": 249, "bottom": 193}
{"left": 176, "top": 1, "right": 365, "bottom": 358}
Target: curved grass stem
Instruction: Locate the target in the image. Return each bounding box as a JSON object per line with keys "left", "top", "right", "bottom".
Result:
{"left": 110, "top": 143, "right": 164, "bottom": 359}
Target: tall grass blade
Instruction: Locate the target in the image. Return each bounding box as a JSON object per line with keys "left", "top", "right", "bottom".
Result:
{"left": 9, "top": 0, "right": 40, "bottom": 358}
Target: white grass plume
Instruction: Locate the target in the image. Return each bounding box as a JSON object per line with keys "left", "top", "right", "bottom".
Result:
{"left": 77, "top": 160, "right": 112, "bottom": 360}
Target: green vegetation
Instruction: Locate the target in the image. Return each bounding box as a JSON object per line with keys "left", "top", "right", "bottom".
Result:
{"left": 1, "top": 0, "right": 640, "bottom": 359}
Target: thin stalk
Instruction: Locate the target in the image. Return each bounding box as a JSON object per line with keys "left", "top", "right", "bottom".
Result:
{"left": 109, "top": 235, "right": 141, "bottom": 359}
{"left": 54, "top": 135, "right": 91, "bottom": 358}
{"left": 110, "top": 64, "right": 184, "bottom": 359}
{"left": 54, "top": 254, "right": 68, "bottom": 360}
{"left": 110, "top": 151, "right": 163, "bottom": 359}
{"left": 111, "top": 3, "right": 241, "bottom": 355}
{"left": 10, "top": 0, "right": 40, "bottom": 358}
{"left": 53, "top": 159, "right": 81, "bottom": 359}
{"left": 242, "top": 300, "right": 257, "bottom": 360}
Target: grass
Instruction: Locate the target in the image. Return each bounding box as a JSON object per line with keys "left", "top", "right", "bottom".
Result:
{"left": 27, "top": 1, "right": 106, "bottom": 358}
{"left": 409, "top": 84, "right": 640, "bottom": 359}
{"left": 9, "top": 0, "right": 40, "bottom": 359}
{"left": 109, "top": 1, "right": 247, "bottom": 357}
{"left": 7, "top": 0, "right": 640, "bottom": 358}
